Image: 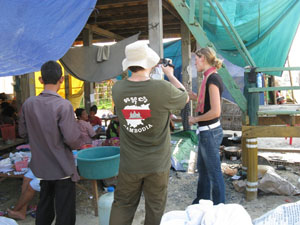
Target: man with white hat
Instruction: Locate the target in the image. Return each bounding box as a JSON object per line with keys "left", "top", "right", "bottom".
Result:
{"left": 110, "top": 41, "right": 189, "bottom": 225}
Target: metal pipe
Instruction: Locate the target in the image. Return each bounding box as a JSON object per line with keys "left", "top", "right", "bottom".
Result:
{"left": 245, "top": 67, "right": 300, "bottom": 73}
{"left": 248, "top": 86, "right": 300, "bottom": 93}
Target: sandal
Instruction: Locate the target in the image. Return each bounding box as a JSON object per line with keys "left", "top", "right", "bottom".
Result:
{"left": 26, "top": 205, "right": 37, "bottom": 215}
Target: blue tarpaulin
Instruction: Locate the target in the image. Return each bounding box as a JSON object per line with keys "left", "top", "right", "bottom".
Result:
{"left": 0, "top": 0, "right": 96, "bottom": 77}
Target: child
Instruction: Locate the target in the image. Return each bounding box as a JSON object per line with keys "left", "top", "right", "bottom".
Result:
{"left": 88, "top": 105, "right": 102, "bottom": 126}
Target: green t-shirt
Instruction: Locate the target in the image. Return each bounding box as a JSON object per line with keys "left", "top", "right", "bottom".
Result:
{"left": 112, "top": 79, "right": 188, "bottom": 173}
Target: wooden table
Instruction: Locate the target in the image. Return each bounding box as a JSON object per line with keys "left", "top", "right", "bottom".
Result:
{"left": 0, "top": 172, "right": 23, "bottom": 182}
{"left": 0, "top": 138, "right": 26, "bottom": 156}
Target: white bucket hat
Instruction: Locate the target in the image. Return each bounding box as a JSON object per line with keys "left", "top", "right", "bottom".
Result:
{"left": 122, "top": 41, "right": 160, "bottom": 71}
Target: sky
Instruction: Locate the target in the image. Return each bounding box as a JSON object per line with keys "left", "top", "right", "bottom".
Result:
{"left": 278, "top": 25, "right": 300, "bottom": 102}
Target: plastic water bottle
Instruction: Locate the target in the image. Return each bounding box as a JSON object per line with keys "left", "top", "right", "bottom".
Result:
{"left": 151, "top": 65, "right": 164, "bottom": 80}
{"left": 98, "top": 186, "right": 114, "bottom": 225}
{"left": 257, "top": 72, "right": 263, "bottom": 88}
{"left": 72, "top": 150, "right": 78, "bottom": 166}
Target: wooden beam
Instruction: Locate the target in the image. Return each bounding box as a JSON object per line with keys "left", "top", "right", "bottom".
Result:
{"left": 258, "top": 115, "right": 300, "bottom": 125}
{"left": 85, "top": 24, "right": 123, "bottom": 41}
{"left": 106, "top": 23, "right": 179, "bottom": 32}
{"left": 95, "top": 14, "right": 175, "bottom": 25}
{"left": 162, "top": 0, "right": 181, "bottom": 20}
{"left": 83, "top": 28, "right": 93, "bottom": 46}
{"left": 96, "top": 0, "right": 147, "bottom": 9}
{"left": 94, "top": 5, "right": 147, "bottom": 16}
{"left": 242, "top": 126, "right": 300, "bottom": 138}
{"left": 148, "top": 0, "right": 163, "bottom": 57}
{"left": 97, "top": 17, "right": 148, "bottom": 25}
{"left": 258, "top": 148, "right": 300, "bottom": 153}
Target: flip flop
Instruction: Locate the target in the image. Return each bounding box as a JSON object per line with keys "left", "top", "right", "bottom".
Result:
{"left": 26, "top": 205, "right": 37, "bottom": 215}
{"left": 30, "top": 211, "right": 36, "bottom": 218}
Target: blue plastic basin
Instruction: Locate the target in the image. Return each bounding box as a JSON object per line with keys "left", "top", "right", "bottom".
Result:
{"left": 77, "top": 146, "right": 120, "bottom": 179}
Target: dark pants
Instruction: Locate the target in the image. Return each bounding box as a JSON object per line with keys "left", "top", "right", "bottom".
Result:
{"left": 193, "top": 125, "right": 225, "bottom": 205}
{"left": 36, "top": 178, "right": 76, "bottom": 225}
{"left": 109, "top": 170, "right": 169, "bottom": 225}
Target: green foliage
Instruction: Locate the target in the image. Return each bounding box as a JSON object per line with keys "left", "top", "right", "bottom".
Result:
{"left": 98, "top": 99, "right": 112, "bottom": 109}
{"left": 94, "top": 80, "right": 114, "bottom": 110}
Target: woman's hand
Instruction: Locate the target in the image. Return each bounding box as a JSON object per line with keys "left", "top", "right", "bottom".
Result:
{"left": 188, "top": 90, "right": 198, "bottom": 101}
{"left": 189, "top": 116, "right": 196, "bottom": 126}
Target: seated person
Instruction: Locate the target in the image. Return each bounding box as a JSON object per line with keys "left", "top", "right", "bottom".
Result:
{"left": 0, "top": 105, "right": 17, "bottom": 125}
{"left": 0, "top": 92, "right": 8, "bottom": 103}
{"left": 75, "top": 108, "right": 101, "bottom": 147}
{"left": 102, "top": 117, "right": 120, "bottom": 146}
{"left": 88, "top": 105, "right": 102, "bottom": 127}
{"left": 106, "top": 117, "right": 119, "bottom": 139}
{"left": 7, "top": 168, "right": 40, "bottom": 220}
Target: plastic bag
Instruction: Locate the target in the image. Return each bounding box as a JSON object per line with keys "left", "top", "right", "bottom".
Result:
{"left": 253, "top": 200, "right": 300, "bottom": 225}
{"left": 0, "top": 217, "right": 18, "bottom": 225}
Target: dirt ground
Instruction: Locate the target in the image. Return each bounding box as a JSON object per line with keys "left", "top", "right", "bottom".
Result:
{"left": 1, "top": 136, "right": 300, "bottom": 225}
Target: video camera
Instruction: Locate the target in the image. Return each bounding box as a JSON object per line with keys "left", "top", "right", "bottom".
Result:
{"left": 160, "top": 58, "right": 174, "bottom": 68}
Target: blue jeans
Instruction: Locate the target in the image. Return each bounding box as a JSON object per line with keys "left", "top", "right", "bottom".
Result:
{"left": 193, "top": 125, "right": 225, "bottom": 205}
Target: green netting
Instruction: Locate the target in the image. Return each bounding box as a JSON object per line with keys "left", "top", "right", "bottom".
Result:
{"left": 186, "top": 0, "right": 300, "bottom": 76}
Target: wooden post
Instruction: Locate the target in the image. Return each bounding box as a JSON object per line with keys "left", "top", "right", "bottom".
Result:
{"left": 181, "top": 22, "right": 192, "bottom": 90}
{"left": 248, "top": 81, "right": 259, "bottom": 125}
{"left": 91, "top": 180, "right": 99, "bottom": 216}
{"left": 181, "top": 21, "right": 192, "bottom": 110}
{"left": 246, "top": 138, "right": 258, "bottom": 201}
{"left": 83, "top": 28, "right": 95, "bottom": 110}
{"left": 287, "top": 58, "right": 296, "bottom": 104}
{"left": 28, "top": 73, "right": 36, "bottom": 97}
{"left": 65, "top": 73, "right": 70, "bottom": 100}
{"left": 14, "top": 73, "right": 36, "bottom": 106}
{"left": 148, "top": 0, "right": 163, "bottom": 57}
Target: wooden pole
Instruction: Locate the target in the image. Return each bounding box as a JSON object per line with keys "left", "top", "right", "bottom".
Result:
{"left": 181, "top": 21, "right": 192, "bottom": 113}
{"left": 148, "top": 0, "right": 163, "bottom": 57}
{"left": 83, "top": 28, "right": 95, "bottom": 110}
{"left": 246, "top": 138, "right": 258, "bottom": 201}
{"left": 287, "top": 57, "right": 296, "bottom": 104}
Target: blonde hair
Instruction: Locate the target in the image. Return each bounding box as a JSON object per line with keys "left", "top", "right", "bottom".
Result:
{"left": 195, "top": 47, "right": 223, "bottom": 69}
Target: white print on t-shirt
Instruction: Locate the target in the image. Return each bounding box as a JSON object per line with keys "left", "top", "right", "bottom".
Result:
{"left": 122, "top": 96, "right": 153, "bottom": 133}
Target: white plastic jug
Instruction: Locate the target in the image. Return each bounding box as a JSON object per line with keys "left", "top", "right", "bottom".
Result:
{"left": 98, "top": 186, "right": 114, "bottom": 225}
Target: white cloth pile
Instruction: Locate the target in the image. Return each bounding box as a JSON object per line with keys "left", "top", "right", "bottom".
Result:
{"left": 160, "top": 200, "right": 253, "bottom": 225}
